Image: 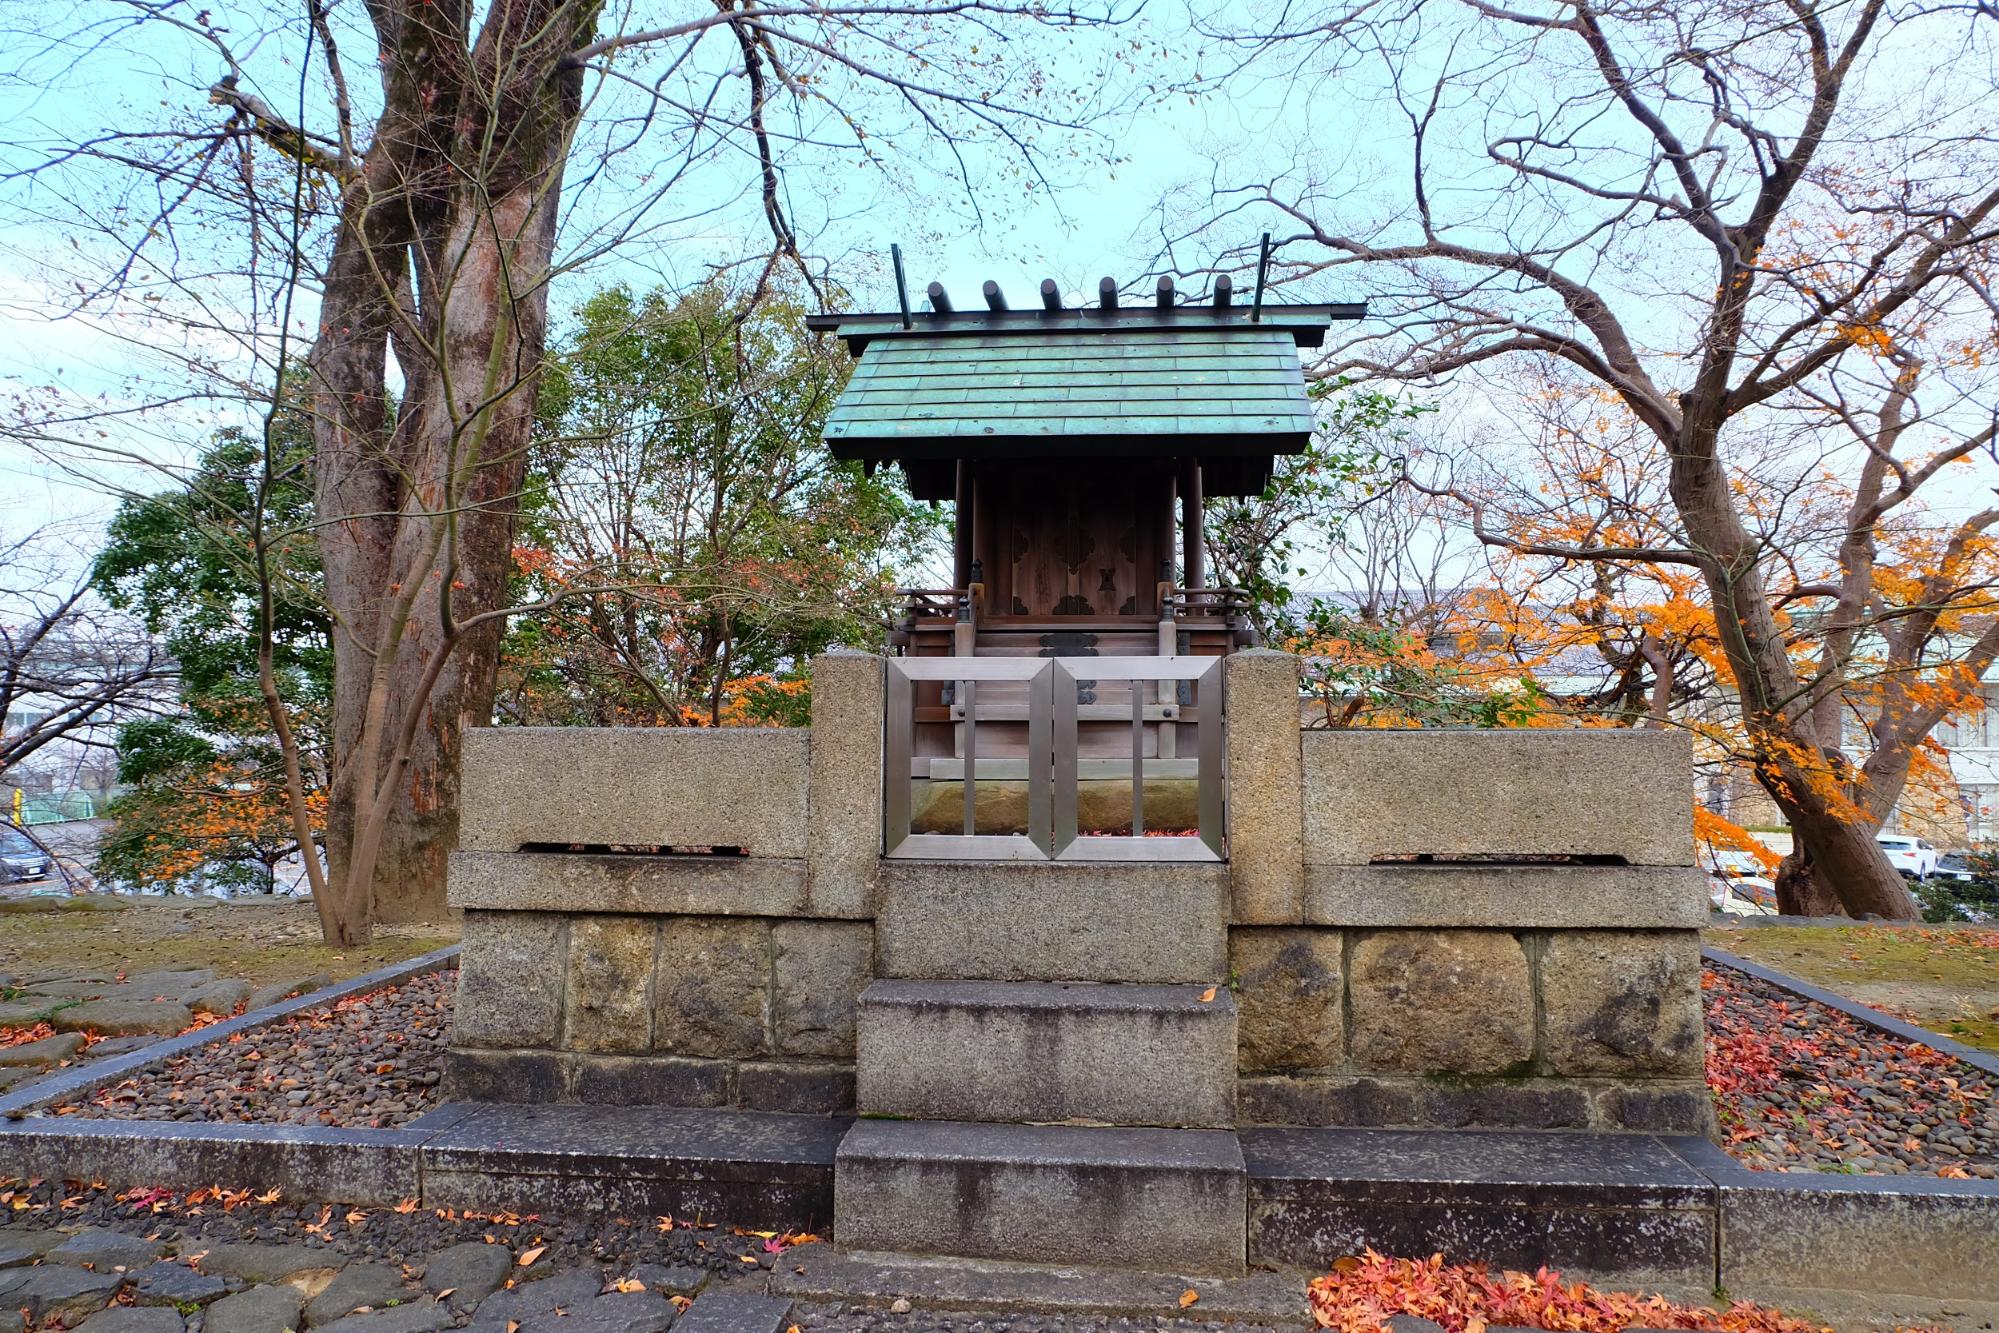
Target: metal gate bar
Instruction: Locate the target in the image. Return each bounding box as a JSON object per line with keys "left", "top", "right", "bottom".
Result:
{"left": 885, "top": 657, "right": 1050, "bottom": 860}
{"left": 1049, "top": 656, "right": 1223, "bottom": 861}
{"left": 884, "top": 655, "right": 1222, "bottom": 861}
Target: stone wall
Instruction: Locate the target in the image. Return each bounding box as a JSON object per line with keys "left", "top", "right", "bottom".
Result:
{"left": 446, "top": 649, "right": 1711, "bottom": 1134}
{"left": 1224, "top": 723, "right": 1711, "bottom": 1134}
{"left": 446, "top": 907, "right": 870, "bottom": 1113}
{"left": 1229, "top": 924, "right": 1708, "bottom": 1132}
{"left": 441, "top": 653, "right": 884, "bottom": 1113}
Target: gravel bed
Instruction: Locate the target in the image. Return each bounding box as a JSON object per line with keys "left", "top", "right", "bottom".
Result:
{"left": 50, "top": 971, "right": 454, "bottom": 1128}
{"left": 1706, "top": 963, "right": 1999, "bottom": 1176}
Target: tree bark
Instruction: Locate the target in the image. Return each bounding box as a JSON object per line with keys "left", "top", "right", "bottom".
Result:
{"left": 308, "top": 0, "right": 592, "bottom": 939}
{"left": 1771, "top": 842, "right": 1844, "bottom": 917}
{"left": 1667, "top": 415, "right": 1919, "bottom": 921}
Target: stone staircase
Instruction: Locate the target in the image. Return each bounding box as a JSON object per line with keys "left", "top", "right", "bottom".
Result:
{"left": 832, "top": 861, "right": 1246, "bottom": 1275}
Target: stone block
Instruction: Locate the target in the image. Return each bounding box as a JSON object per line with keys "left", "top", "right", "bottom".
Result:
{"left": 1305, "top": 865, "right": 1710, "bottom": 929}
{"left": 1225, "top": 650, "right": 1306, "bottom": 923}
{"left": 51, "top": 998, "right": 190, "bottom": 1037}
{"left": 676, "top": 1291, "right": 796, "bottom": 1333}
{"left": 805, "top": 651, "right": 884, "bottom": 918}
{"left": 204, "top": 1286, "right": 304, "bottom": 1333}
{"left": 1348, "top": 930, "right": 1533, "bottom": 1075}
{"left": 835, "top": 1119, "right": 1247, "bottom": 1275}
{"left": 448, "top": 852, "right": 807, "bottom": 917}
{"left": 1591, "top": 1082, "right": 1714, "bottom": 1135}
{"left": 1301, "top": 730, "right": 1693, "bottom": 866}
{"left": 459, "top": 727, "right": 810, "bottom": 857}
{"left": 569, "top": 1055, "right": 733, "bottom": 1108}
{"left": 772, "top": 922, "right": 873, "bottom": 1059}
{"left": 737, "top": 1062, "right": 856, "bottom": 1115}
{"left": 441, "top": 1049, "right": 569, "bottom": 1103}
{"left": 1236, "top": 1075, "right": 1593, "bottom": 1130}
{"left": 44, "top": 1227, "right": 164, "bottom": 1270}
{"left": 856, "top": 981, "right": 1238, "bottom": 1128}
{"left": 1716, "top": 1173, "right": 1999, "bottom": 1300}
{"left": 419, "top": 1103, "right": 844, "bottom": 1230}
{"left": 1414, "top": 1082, "right": 1596, "bottom": 1130}
{"left": 1542, "top": 931, "right": 1704, "bottom": 1076}
{"left": 653, "top": 918, "right": 771, "bottom": 1059}
{"left": 1238, "top": 1075, "right": 1423, "bottom": 1129}
{"left": 563, "top": 916, "right": 657, "bottom": 1054}
{"left": 0, "top": 1033, "right": 84, "bottom": 1067}
{"left": 0, "top": 1122, "right": 420, "bottom": 1208}
{"left": 1230, "top": 928, "right": 1342, "bottom": 1073}
{"left": 1244, "top": 1127, "right": 1717, "bottom": 1289}
{"left": 453, "top": 911, "right": 565, "bottom": 1050}
{"left": 875, "top": 860, "right": 1228, "bottom": 983}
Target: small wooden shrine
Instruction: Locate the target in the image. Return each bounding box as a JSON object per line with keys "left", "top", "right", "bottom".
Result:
{"left": 806, "top": 271, "right": 1362, "bottom": 662}
{"left": 807, "top": 267, "right": 1361, "bottom": 834}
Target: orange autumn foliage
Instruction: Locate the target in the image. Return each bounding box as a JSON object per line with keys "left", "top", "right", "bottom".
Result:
{"left": 1307, "top": 1251, "right": 1830, "bottom": 1333}
{"left": 103, "top": 759, "right": 325, "bottom": 889}
{"left": 1693, "top": 805, "right": 1781, "bottom": 872}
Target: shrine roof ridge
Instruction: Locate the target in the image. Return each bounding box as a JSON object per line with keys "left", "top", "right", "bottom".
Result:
{"left": 806, "top": 299, "right": 1364, "bottom": 356}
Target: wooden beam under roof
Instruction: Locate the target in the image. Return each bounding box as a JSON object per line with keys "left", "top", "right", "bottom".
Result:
{"left": 806, "top": 301, "right": 1364, "bottom": 354}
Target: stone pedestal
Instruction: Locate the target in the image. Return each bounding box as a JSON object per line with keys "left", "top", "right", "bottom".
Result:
{"left": 446, "top": 652, "right": 1712, "bottom": 1141}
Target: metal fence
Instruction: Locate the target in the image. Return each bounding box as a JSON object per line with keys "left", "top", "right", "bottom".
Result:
{"left": 884, "top": 655, "right": 1224, "bottom": 862}
{"left": 7, "top": 788, "right": 116, "bottom": 826}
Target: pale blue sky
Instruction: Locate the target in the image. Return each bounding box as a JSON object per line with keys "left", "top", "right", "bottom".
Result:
{"left": 1, "top": 0, "right": 1992, "bottom": 580}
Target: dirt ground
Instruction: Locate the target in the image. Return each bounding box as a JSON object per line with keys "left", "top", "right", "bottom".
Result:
{"left": 0, "top": 897, "right": 458, "bottom": 986}
{"left": 1707, "top": 921, "right": 1999, "bottom": 1052}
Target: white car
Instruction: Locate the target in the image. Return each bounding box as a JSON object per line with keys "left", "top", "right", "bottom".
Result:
{"left": 1708, "top": 871, "right": 1778, "bottom": 916}
{"left": 1877, "top": 833, "right": 1939, "bottom": 880}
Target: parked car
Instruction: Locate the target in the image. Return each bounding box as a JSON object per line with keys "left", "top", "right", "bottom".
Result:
{"left": 1709, "top": 873, "right": 1778, "bottom": 916}
{"left": 0, "top": 825, "right": 52, "bottom": 883}
{"left": 1936, "top": 851, "right": 1982, "bottom": 884}
{"left": 1876, "top": 833, "right": 1939, "bottom": 880}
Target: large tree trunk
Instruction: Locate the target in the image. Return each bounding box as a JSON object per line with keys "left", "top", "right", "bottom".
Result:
{"left": 307, "top": 0, "right": 591, "bottom": 942}
{"left": 1734, "top": 794, "right": 1906, "bottom": 922}
{"left": 1668, "top": 420, "right": 1919, "bottom": 922}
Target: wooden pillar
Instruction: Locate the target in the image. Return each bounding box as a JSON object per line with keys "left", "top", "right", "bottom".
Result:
{"left": 973, "top": 470, "right": 996, "bottom": 604}
{"left": 953, "top": 461, "right": 973, "bottom": 589}
{"left": 1179, "top": 458, "right": 1206, "bottom": 591}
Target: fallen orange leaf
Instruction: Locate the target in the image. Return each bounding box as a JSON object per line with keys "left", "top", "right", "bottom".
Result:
{"left": 517, "top": 1246, "right": 545, "bottom": 1267}
{"left": 1179, "top": 1289, "right": 1199, "bottom": 1308}
{"left": 1198, "top": 987, "right": 1217, "bottom": 1003}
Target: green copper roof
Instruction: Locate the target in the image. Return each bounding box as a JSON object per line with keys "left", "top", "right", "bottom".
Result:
{"left": 824, "top": 326, "right": 1312, "bottom": 448}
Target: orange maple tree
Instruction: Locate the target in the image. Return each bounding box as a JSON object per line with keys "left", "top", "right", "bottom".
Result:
{"left": 96, "top": 757, "right": 324, "bottom": 894}
{"left": 1185, "top": 0, "right": 1998, "bottom": 918}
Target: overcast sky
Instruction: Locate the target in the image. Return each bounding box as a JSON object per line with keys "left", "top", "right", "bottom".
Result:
{"left": 1, "top": 0, "right": 1992, "bottom": 591}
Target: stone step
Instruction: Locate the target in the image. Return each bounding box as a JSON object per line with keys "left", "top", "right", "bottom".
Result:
{"left": 874, "top": 860, "right": 1228, "bottom": 983}
{"left": 856, "top": 980, "right": 1237, "bottom": 1127}
{"left": 834, "top": 1119, "right": 1247, "bottom": 1275}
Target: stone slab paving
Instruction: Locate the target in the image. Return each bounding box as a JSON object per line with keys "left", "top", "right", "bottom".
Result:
{"left": 0, "top": 1174, "right": 808, "bottom": 1332}
{"left": 1705, "top": 963, "right": 1999, "bottom": 1176}
{"left": 46, "top": 974, "right": 453, "bottom": 1129}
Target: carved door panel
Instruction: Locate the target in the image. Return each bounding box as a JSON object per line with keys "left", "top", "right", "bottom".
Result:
{"left": 985, "top": 462, "right": 1166, "bottom": 618}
